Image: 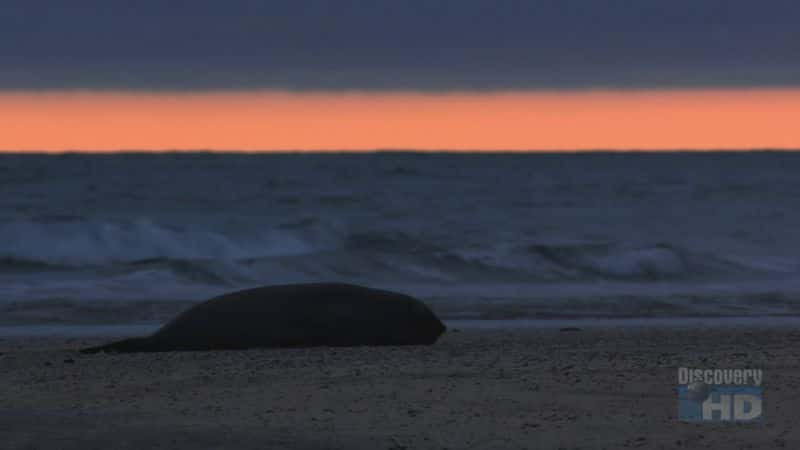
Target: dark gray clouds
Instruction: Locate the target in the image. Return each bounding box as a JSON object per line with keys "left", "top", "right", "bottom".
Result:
{"left": 2, "top": 0, "right": 799, "bottom": 90}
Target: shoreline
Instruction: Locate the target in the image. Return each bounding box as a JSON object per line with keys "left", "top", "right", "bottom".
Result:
{"left": 4, "top": 316, "right": 800, "bottom": 338}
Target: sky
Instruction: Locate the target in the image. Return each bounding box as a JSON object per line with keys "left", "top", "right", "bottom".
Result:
{"left": 2, "top": 0, "right": 800, "bottom": 151}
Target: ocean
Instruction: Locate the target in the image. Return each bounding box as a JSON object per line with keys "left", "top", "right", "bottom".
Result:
{"left": 2, "top": 151, "right": 800, "bottom": 332}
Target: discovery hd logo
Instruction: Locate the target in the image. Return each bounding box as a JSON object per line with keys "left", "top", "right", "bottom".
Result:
{"left": 677, "top": 367, "right": 763, "bottom": 422}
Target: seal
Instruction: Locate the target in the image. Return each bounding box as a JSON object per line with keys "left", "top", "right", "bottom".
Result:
{"left": 81, "top": 282, "right": 446, "bottom": 353}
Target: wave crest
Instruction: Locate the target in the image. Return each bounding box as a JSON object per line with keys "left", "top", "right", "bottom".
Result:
{"left": 0, "top": 219, "right": 315, "bottom": 267}
{"left": 0, "top": 219, "right": 770, "bottom": 285}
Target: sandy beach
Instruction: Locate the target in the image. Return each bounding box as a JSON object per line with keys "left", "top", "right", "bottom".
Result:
{"left": 1, "top": 325, "right": 797, "bottom": 449}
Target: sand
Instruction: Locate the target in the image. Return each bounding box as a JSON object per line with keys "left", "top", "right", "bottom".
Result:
{"left": 2, "top": 326, "right": 799, "bottom": 449}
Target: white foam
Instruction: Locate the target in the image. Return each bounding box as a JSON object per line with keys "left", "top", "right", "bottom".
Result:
{"left": 0, "top": 219, "right": 315, "bottom": 266}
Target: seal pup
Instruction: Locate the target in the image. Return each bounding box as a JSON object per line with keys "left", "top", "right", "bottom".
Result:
{"left": 81, "top": 282, "right": 445, "bottom": 353}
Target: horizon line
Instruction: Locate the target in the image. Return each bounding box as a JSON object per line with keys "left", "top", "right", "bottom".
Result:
{"left": 4, "top": 148, "right": 800, "bottom": 155}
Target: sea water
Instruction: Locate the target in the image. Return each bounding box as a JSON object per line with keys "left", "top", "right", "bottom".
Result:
{"left": 2, "top": 152, "right": 799, "bottom": 332}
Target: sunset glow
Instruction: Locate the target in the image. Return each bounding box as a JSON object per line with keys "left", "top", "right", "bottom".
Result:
{"left": 2, "top": 89, "right": 799, "bottom": 151}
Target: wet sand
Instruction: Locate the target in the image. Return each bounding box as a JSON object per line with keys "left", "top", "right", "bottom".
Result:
{"left": 2, "top": 326, "right": 799, "bottom": 449}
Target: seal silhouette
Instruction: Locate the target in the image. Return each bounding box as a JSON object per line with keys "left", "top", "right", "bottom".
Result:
{"left": 81, "top": 283, "right": 446, "bottom": 353}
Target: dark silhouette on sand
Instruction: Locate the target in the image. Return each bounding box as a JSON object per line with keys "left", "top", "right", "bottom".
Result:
{"left": 81, "top": 283, "right": 446, "bottom": 353}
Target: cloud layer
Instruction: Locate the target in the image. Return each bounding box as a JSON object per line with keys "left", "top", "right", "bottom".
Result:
{"left": 2, "top": 0, "right": 799, "bottom": 90}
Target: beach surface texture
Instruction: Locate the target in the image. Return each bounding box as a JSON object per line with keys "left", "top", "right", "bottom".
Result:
{"left": 2, "top": 325, "right": 796, "bottom": 450}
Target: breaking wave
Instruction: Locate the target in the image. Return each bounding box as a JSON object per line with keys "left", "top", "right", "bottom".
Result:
{"left": 0, "top": 219, "right": 768, "bottom": 286}
{"left": 0, "top": 219, "right": 317, "bottom": 267}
